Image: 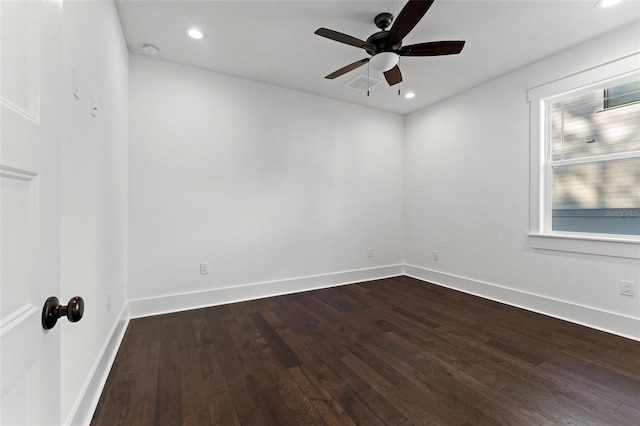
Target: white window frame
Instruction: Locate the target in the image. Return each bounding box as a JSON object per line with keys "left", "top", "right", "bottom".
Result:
{"left": 527, "top": 53, "right": 640, "bottom": 259}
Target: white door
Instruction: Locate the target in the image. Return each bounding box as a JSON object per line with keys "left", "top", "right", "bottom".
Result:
{"left": 1, "top": 0, "right": 64, "bottom": 424}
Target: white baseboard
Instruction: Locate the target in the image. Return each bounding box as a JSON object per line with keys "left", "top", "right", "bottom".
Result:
{"left": 404, "top": 264, "right": 640, "bottom": 342}
{"left": 68, "top": 304, "right": 130, "bottom": 426}
{"left": 128, "top": 264, "right": 404, "bottom": 319}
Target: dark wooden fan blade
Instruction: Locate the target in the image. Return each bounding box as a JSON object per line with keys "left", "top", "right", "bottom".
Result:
{"left": 389, "top": 0, "right": 435, "bottom": 42}
{"left": 325, "top": 58, "right": 370, "bottom": 79}
{"left": 383, "top": 65, "right": 403, "bottom": 86}
{"left": 400, "top": 41, "right": 465, "bottom": 56}
{"left": 315, "top": 28, "right": 369, "bottom": 49}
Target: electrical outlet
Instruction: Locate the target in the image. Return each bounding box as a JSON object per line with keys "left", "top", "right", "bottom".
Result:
{"left": 200, "top": 262, "right": 209, "bottom": 274}
{"left": 620, "top": 280, "right": 634, "bottom": 296}
{"left": 368, "top": 248, "right": 374, "bottom": 257}
{"left": 433, "top": 250, "right": 439, "bottom": 261}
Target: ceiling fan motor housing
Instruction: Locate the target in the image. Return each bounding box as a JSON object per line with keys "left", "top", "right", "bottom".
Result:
{"left": 366, "top": 31, "right": 401, "bottom": 56}
{"left": 367, "top": 13, "right": 402, "bottom": 55}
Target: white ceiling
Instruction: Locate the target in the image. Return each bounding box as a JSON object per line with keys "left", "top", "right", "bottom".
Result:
{"left": 115, "top": 0, "right": 640, "bottom": 115}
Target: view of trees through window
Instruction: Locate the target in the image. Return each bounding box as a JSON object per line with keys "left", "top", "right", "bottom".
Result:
{"left": 548, "top": 79, "right": 639, "bottom": 236}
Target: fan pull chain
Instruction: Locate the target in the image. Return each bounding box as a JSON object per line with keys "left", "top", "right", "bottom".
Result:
{"left": 398, "top": 60, "right": 401, "bottom": 96}
{"left": 367, "top": 61, "right": 370, "bottom": 97}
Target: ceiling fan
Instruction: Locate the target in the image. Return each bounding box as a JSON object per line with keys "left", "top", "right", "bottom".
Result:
{"left": 314, "top": 0, "right": 465, "bottom": 86}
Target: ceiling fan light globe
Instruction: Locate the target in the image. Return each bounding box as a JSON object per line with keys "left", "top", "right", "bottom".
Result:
{"left": 369, "top": 52, "right": 399, "bottom": 72}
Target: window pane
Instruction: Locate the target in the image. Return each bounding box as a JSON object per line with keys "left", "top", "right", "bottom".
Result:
{"left": 550, "top": 81, "right": 640, "bottom": 161}
{"left": 552, "top": 158, "right": 640, "bottom": 235}
{"left": 605, "top": 81, "right": 640, "bottom": 109}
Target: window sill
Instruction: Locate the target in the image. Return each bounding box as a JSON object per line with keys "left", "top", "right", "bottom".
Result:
{"left": 529, "top": 233, "right": 640, "bottom": 259}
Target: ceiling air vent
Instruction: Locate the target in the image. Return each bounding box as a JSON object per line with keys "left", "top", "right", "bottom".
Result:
{"left": 345, "top": 74, "right": 382, "bottom": 91}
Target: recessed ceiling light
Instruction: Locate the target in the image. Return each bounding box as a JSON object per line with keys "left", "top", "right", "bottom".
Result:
{"left": 185, "top": 27, "right": 206, "bottom": 40}
{"left": 404, "top": 92, "right": 416, "bottom": 99}
{"left": 596, "top": 0, "right": 623, "bottom": 8}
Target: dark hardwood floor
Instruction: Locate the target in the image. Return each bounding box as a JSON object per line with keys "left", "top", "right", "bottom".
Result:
{"left": 92, "top": 276, "right": 640, "bottom": 425}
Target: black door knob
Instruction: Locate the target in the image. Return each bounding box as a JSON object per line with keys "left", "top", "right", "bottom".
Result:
{"left": 42, "top": 296, "right": 85, "bottom": 330}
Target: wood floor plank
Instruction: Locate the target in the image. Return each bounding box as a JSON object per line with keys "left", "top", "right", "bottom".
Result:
{"left": 349, "top": 337, "right": 498, "bottom": 425}
{"left": 153, "top": 342, "right": 182, "bottom": 426}
{"left": 178, "top": 347, "right": 209, "bottom": 424}
{"left": 248, "top": 311, "right": 302, "bottom": 368}
{"left": 288, "top": 365, "right": 356, "bottom": 426}
{"left": 340, "top": 353, "right": 439, "bottom": 425}
{"left": 328, "top": 358, "right": 410, "bottom": 425}
{"left": 123, "top": 340, "right": 160, "bottom": 424}
{"left": 205, "top": 376, "right": 241, "bottom": 426}
{"left": 542, "top": 361, "right": 640, "bottom": 412}
{"left": 254, "top": 337, "right": 327, "bottom": 426}
{"left": 92, "top": 277, "right": 640, "bottom": 425}
{"left": 214, "top": 334, "right": 272, "bottom": 425}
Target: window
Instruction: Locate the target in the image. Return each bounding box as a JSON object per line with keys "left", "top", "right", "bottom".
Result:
{"left": 528, "top": 54, "right": 640, "bottom": 258}
{"left": 547, "top": 78, "right": 640, "bottom": 236}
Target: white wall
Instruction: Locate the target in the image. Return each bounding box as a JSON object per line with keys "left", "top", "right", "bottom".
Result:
{"left": 127, "top": 54, "right": 404, "bottom": 313}
{"left": 404, "top": 22, "right": 640, "bottom": 340}
{"left": 60, "top": 1, "right": 128, "bottom": 423}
